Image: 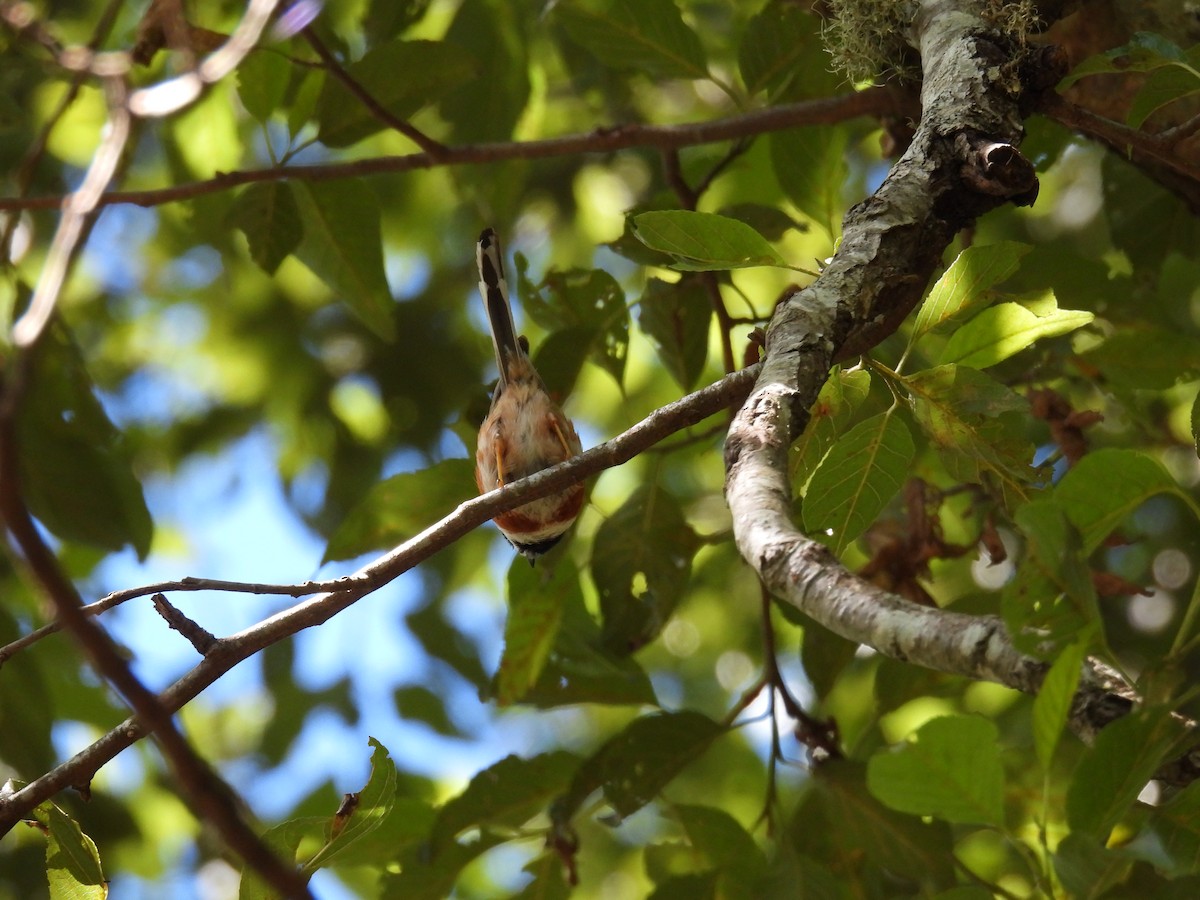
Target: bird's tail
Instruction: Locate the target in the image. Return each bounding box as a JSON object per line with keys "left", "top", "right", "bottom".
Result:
{"left": 477, "top": 228, "right": 523, "bottom": 384}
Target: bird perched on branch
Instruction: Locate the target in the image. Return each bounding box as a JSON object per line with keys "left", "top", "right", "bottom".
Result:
{"left": 474, "top": 228, "right": 583, "bottom": 562}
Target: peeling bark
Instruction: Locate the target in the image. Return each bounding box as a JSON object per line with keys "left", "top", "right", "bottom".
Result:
{"left": 725, "top": 0, "right": 1195, "bottom": 765}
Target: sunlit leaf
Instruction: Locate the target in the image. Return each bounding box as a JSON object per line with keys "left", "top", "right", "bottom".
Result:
{"left": 38, "top": 803, "right": 105, "bottom": 900}
{"left": 632, "top": 210, "right": 786, "bottom": 270}
{"left": 555, "top": 0, "right": 708, "bottom": 80}
{"left": 292, "top": 179, "right": 396, "bottom": 340}
{"left": 867, "top": 715, "right": 1005, "bottom": 826}
{"left": 913, "top": 241, "right": 1031, "bottom": 340}
{"left": 802, "top": 411, "right": 914, "bottom": 554}
{"left": 938, "top": 296, "right": 1092, "bottom": 368}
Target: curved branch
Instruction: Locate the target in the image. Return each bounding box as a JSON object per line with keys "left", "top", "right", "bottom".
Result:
{"left": 725, "top": 0, "right": 1173, "bottom": 759}
{"left": 0, "top": 89, "right": 916, "bottom": 213}
{"left": 0, "top": 364, "right": 759, "bottom": 832}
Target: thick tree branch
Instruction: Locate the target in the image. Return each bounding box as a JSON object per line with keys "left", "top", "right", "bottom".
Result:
{"left": 725, "top": 0, "right": 1188, "bottom": 763}
{"left": 0, "top": 89, "right": 915, "bottom": 213}
{"left": 0, "top": 364, "right": 759, "bottom": 832}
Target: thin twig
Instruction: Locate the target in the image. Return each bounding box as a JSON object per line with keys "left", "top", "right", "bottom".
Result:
{"left": 152, "top": 594, "right": 218, "bottom": 655}
{"left": 0, "top": 88, "right": 913, "bottom": 213}
{"left": 302, "top": 28, "right": 447, "bottom": 158}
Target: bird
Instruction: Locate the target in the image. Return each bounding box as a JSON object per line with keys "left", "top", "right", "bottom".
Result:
{"left": 474, "top": 227, "right": 584, "bottom": 562}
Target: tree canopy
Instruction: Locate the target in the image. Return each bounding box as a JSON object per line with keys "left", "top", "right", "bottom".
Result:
{"left": 3, "top": 0, "right": 1200, "bottom": 897}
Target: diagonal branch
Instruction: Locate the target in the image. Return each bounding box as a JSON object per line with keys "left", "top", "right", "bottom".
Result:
{"left": 0, "top": 363, "right": 759, "bottom": 833}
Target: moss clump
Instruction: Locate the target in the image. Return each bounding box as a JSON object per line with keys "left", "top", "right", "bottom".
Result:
{"left": 822, "top": 0, "right": 1041, "bottom": 83}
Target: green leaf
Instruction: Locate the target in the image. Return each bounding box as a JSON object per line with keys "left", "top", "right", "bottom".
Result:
{"left": 637, "top": 277, "right": 712, "bottom": 390}
{"left": 716, "top": 203, "right": 803, "bottom": 241}
{"left": 304, "top": 737, "right": 398, "bottom": 871}
{"left": 738, "top": 0, "right": 817, "bottom": 97}
{"left": 770, "top": 127, "right": 848, "bottom": 238}
{"left": 1128, "top": 62, "right": 1200, "bottom": 129}
{"left": 1079, "top": 327, "right": 1200, "bottom": 389}
{"left": 292, "top": 179, "right": 395, "bottom": 340}
{"left": 1002, "top": 500, "right": 1098, "bottom": 657}
{"left": 791, "top": 368, "right": 873, "bottom": 495}
{"left": 938, "top": 296, "right": 1093, "bottom": 368}
{"left": 1060, "top": 32, "right": 1193, "bottom": 87}
{"left": 324, "top": 459, "right": 475, "bottom": 561}
{"left": 382, "top": 832, "right": 504, "bottom": 900}
{"left": 237, "top": 48, "right": 291, "bottom": 122}
{"left": 316, "top": 40, "right": 475, "bottom": 147}
{"left": 866, "top": 715, "right": 1005, "bottom": 826}
{"left": 1193, "top": 389, "right": 1200, "bottom": 458}
{"left": 439, "top": 0, "right": 529, "bottom": 142}
{"left": 553, "top": 711, "right": 724, "bottom": 825}
{"left": 531, "top": 325, "right": 595, "bottom": 399}
{"left": 393, "top": 685, "right": 461, "bottom": 736}
{"left": 1128, "top": 780, "right": 1200, "bottom": 878}
{"left": 228, "top": 182, "right": 303, "bottom": 275}
{"left": 496, "top": 560, "right": 575, "bottom": 705}
{"left": 512, "top": 853, "right": 572, "bottom": 900}
{"left": 431, "top": 751, "right": 581, "bottom": 850}
{"left": 816, "top": 759, "right": 957, "bottom": 884}
{"left": 592, "top": 484, "right": 700, "bottom": 654}
{"left": 631, "top": 210, "right": 786, "bottom": 270}
{"left": 1052, "top": 833, "right": 1134, "bottom": 899}
{"left": 913, "top": 241, "right": 1031, "bottom": 340}
{"left": 15, "top": 327, "right": 153, "bottom": 559}
{"left": 1032, "top": 640, "right": 1087, "bottom": 770}
{"left": 555, "top": 0, "right": 708, "bottom": 81}
{"left": 363, "top": 0, "right": 433, "bottom": 46}
{"left": 1055, "top": 449, "right": 1180, "bottom": 553}
{"left": 904, "top": 364, "right": 1042, "bottom": 510}
{"left": 802, "top": 411, "right": 914, "bottom": 554}
{"left": 1103, "top": 155, "right": 1200, "bottom": 269}
{"left": 1067, "top": 706, "right": 1185, "bottom": 838}
{"left": 517, "top": 620, "right": 659, "bottom": 708}
{"left": 674, "top": 804, "right": 766, "bottom": 873}
{"left": 520, "top": 264, "right": 629, "bottom": 386}
{"left": 39, "top": 803, "right": 105, "bottom": 900}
